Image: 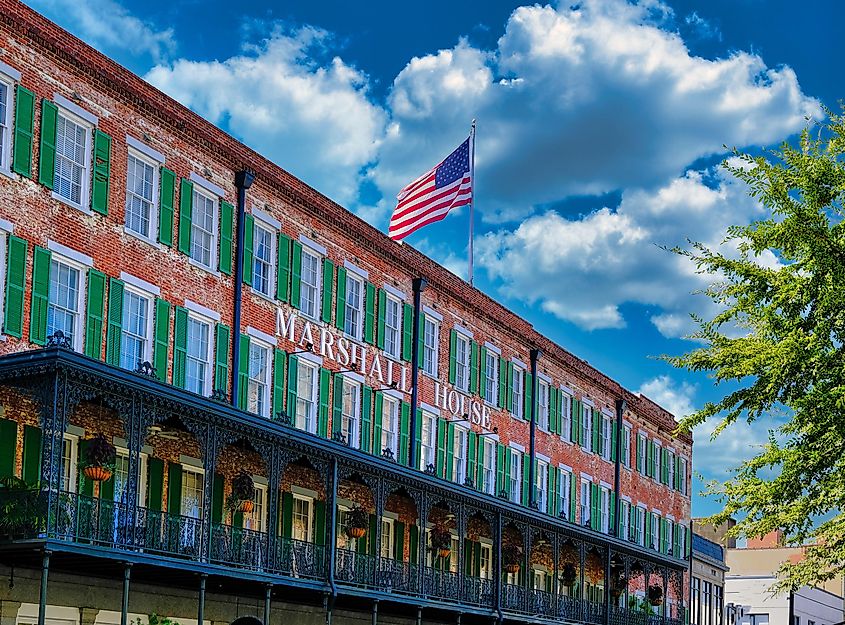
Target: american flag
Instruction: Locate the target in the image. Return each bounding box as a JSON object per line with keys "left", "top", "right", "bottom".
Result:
{"left": 389, "top": 136, "right": 473, "bottom": 241}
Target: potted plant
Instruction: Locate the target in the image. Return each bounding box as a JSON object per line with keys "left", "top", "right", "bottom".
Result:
{"left": 648, "top": 584, "right": 664, "bottom": 606}
{"left": 0, "top": 476, "right": 45, "bottom": 540}
{"left": 344, "top": 506, "right": 369, "bottom": 539}
{"left": 79, "top": 434, "right": 116, "bottom": 482}
{"left": 560, "top": 562, "right": 577, "bottom": 587}
{"left": 430, "top": 526, "right": 452, "bottom": 559}
{"left": 502, "top": 544, "right": 522, "bottom": 574}
{"left": 227, "top": 472, "right": 255, "bottom": 513}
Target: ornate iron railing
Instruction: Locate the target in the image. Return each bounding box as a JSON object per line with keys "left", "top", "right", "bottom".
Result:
{"left": 273, "top": 537, "right": 326, "bottom": 579}
{"left": 461, "top": 575, "right": 494, "bottom": 607}
{"left": 375, "top": 556, "right": 419, "bottom": 595}
{"left": 336, "top": 548, "right": 376, "bottom": 588}
{"left": 502, "top": 582, "right": 527, "bottom": 613}
{"left": 530, "top": 587, "right": 555, "bottom": 617}
{"left": 210, "top": 523, "right": 269, "bottom": 571}
{"left": 421, "top": 566, "right": 460, "bottom": 602}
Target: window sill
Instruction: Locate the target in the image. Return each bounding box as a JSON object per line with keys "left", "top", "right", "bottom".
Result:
{"left": 421, "top": 369, "right": 439, "bottom": 381}
{"left": 124, "top": 227, "right": 162, "bottom": 250}
{"left": 0, "top": 167, "right": 14, "bottom": 181}
{"left": 188, "top": 257, "right": 221, "bottom": 277}
{"left": 250, "top": 287, "right": 277, "bottom": 304}
{"left": 51, "top": 191, "right": 92, "bottom": 215}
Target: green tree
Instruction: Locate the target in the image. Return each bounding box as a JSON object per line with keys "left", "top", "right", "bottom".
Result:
{"left": 668, "top": 110, "right": 845, "bottom": 592}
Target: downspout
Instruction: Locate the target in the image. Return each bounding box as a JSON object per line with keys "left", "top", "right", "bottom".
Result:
{"left": 528, "top": 348, "right": 541, "bottom": 508}
{"left": 231, "top": 169, "right": 255, "bottom": 408}
{"left": 613, "top": 399, "right": 625, "bottom": 537}
{"left": 408, "top": 277, "right": 427, "bottom": 469}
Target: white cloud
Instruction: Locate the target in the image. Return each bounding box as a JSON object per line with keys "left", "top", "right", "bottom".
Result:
{"left": 146, "top": 25, "right": 387, "bottom": 206}
{"left": 638, "top": 375, "right": 696, "bottom": 421}
{"left": 27, "top": 0, "right": 176, "bottom": 62}
{"left": 372, "top": 0, "right": 820, "bottom": 224}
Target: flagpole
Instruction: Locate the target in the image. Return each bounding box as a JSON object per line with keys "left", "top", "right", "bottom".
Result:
{"left": 469, "top": 119, "right": 476, "bottom": 286}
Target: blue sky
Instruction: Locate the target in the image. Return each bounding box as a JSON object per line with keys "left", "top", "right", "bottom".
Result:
{"left": 26, "top": 0, "right": 839, "bottom": 518}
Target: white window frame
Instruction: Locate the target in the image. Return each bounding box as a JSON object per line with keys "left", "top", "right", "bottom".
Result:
{"left": 383, "top": 294, "right": 402, "bottom": 359}
{"left": 381, "top": 395, "right": 400, "bottom": 456}
{"left": 558, "top": 469, "right": 571, "bottom": 518}
{"left": 483, "top": 349, "right": 498, "bottom": 405}
{"left": 340, "top": 377, "right": 361, "bottom": 449}
{"left": 651, "top": 442, "right": 661, "bottom": 482}
{"left": 47, "top": 253, "right": 88, "bottom": 353}
{"left": 380, "top": 516, "right": 395, "bottom": 559}
{"left": 60, "top": 433, "right": 79, "bottom": 493}
{"left": 422, "top": 315, "right": 439, "bottom": 378}
{"left": 248, "top": 482, "right": 268, "bottom": 533}
{"left": 454, "top": 332, "right": 471, "bottom": 392}
{"left": 509, "top": 449, "right": 522, "bottom": 504}
{"left": 620, "top": 500, "right": 630, "bottom": 541}
{"left": 600, "top": 486, "right": 610, "bottom": 533}
{"left": 623, "top": 425, "right": 632, "bottom": 468}
{"left": 247, "top": 339, "right": 273, "bottom": 418}
{"left": 51, "top": 106, "right": 93, "bottom": 212}
{"left": 0, "top": 70, "right": 15, "bottom": 175}
{"left": 679, "top": 458, "right": 688, "bottom": 495}
{"left": 119, "top": 284, "right": 154, "bottom": 371}
{"left": 512, "top": 367, "right": 525, "bottom": 419}
{"left": 537, "top": 380, "right": 550, "bottom": 431}
{"left": 292, "top": 493, "right": 314, "bottom": 543}
{"left": 114, "top": 448, "right": 148, "bottom": 507}
{"left": 299, "top": 248, "right": 322, "bottom": 321}
{"left": 667, "top": 451, "right": 675, "bottom": 488}
{"left": 419, "top": 411, "right": 437, "bottom": 471}
{"left": 295, "top": 360, "right": 319, "bottom": 434}
{"left": 180, "top": 465, "right": 205, "bottom": 520}
{"left": 479, "top": 542, "right": 493, "bottom": 580}
{"left": 124, "top": 147, "right": 160, "bottom": 244}
{"left": 452, "top": 425, "right": 468, "bottom": 483}
{"left": 184, "top": 312, "right": 213, "bottom": 396}
{"left": 637, "top": 506, "right": 647, "bottom": 546}
{"left": 581, "top": 404, "right": 592, "bottom": 451}
{"left": 189, "top": 184, "right": 219, "bottom": 272}
{"left": 344, "top": 272, "right": 365, "bottom": 341}
{"left": 251, "top": 218, "right": 277, "bottom": 299}
{"left": 580, "top": 480, "right": 590, "bottom": 526}
{"left": 638, "top": 434, "right": 648, "bottom": 474}
{"left": 601, "top": 416, "right": 612, "bottom": 460}
{"left": 535, "top": 460, "right": 548, "bottom": 511}
{"left": 560, "top": 391, "right": 572, "bottom": 442}
{"left": 482, "top": 437, "right": 496, "bottom": 495}
{"left": 650, "top": 512, "right": 660, "bottom": 550}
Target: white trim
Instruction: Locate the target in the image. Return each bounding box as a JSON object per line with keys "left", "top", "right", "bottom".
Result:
{"left": 558, "top": 463, "right": 573, "bottom": 472}
{"left": 253, "top": 475, "right": 269, "bottom": 486}
{"left": 602, "top": 407, "right": 614, "bottom": 417}
{"left": 453, "top": 324, "right": 473, "bottom": 339}
{"left": 483, "top": 342, "right": 501, "bottom": 355}
{"left": 511, "top": 357, "right": 527, "bottom": 370}
{"left": 297, "top": 350, "right": 323, "bottom": 366}
{"left": 420, "top": 402, "right": 440, "bottom": 416}
{"left": 560, "top": 384, "right": 574, "bottom": 395}
{"left": 599, "top": 480, "right": 612, "bottom": 489}
{"left": 291, "top": 485, "right": 319, "bottom": 499}
{"left": 120, "top": 271, "right": 160, "bottom": 296}
{"left": 538, "top": 372, "right": 551, "bottom": 383}
{"left": 179, "top": 454, "right": 203, "bottom": 469}
{"left": 667, "top": 514, "right": 675, "bottom": 521}
{"left": 299, "top": 235, "right": 327, "bottom": 256}
{"left": 623, "top": 419, "right": 632, "bottom": 428}
{"left": 536, "top": 452, "right": 551, "bottom": 463}
{"left": 481, "top": 432, "right": 499, "bottom": 442}
{"left": 126, "top": 135, "right": 165, "bottom": 164}
{"left": 667, "top": 446, "right": 676, "bottom": 453}
{"left": 422, "top": 305, "right": 443, "bottom": 322}
{"left": 582, "top": 397, "right": 595, "bottom": 407}
{"left": 383, "top": 283, "right": 406, "bottom": 302}
{"left": 184, "top": 299, "right": 221, "bottom": 322}
{"left": 579, "top": 472, "right": 592, "bottom": 480}
{"left": 637, "top": 502, "right": 647, "bottom": 509}
{"left": 67, "top": 424, "right": 85, "bottom": 437}
{"left": 47, "top": 241, "right": 93, "bottom": 267}
{"left": 189, "top": 172, "right": 225, "bottom": 198}
{"left": 0, "top": 61, "right": 21, "bottom": 82}
{"left": 509, "top": 441, "right": 526, "bottom": 453}
{"left": 344, "top": 260, "right": 369, "bottom": 280}
{"left": 0, "top": 219, "right": 13, "bottom": 234}
{"left": 384, "top": 388, "right": 404, "bottom": 401}
{"left": 252, "top": 207, "right": 281, "bottom": 230}
{"left": 247, "top": 326, "right": 276, "bottom": 346}
{"left": 652, "top": 509, "right": 663, "bottom": 515}
{"left": 54, "top": 93, "right": 98, "bottom": 126}
{"left": 342, "top": 371, "right": 364, "bottom": 384}
{"left": 189, "top": 257, "right": 221, "bottom": 276}
{"left": 621, "top": 494, "right": 632, "bottom": 503}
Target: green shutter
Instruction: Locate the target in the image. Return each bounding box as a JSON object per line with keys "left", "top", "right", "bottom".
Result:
{"left": 241, "top": 212, "right": 255, "bottom": 286}
{"left": 401, "top": 303, "right": 413, "bottom": 361}
{"left": 436, "top": 418, "right": 448, "bottom": 478}
{"left": 495, "top": 443, "right": 506, "bottom": 496}
{"left": 78, "top": 439, "right": 94, "bottom": 497}
{"left": 637, "top": 436, "right": 645, "bottom": 474}
{"left": 376, "top": 288, "right": 387, "bottom": 350}
{"left": 105, "top": 278, "right": 124, "bottom": 366}
{"left": 331, "top": 263, "right": 343, "bottom": 327}
{"left": 286, "top": 355, "right": 299, "bottom": 422}
{"left": 276, "top": 233, "right": 291, "bottom": 302}
{"left": 591, "top": 410, "right": 600, "bottom": 453}
{"left": 318, "top": 367, "right": 331, "bottom": 437}
{"left": 409, "top": 525, "right": 419, "bottom": 564}
{"left": 497, "top": 356, "right": 507, "bottom": 408}
{"left": 467, "top": 430, "right": 477, "bottom": 487}
{"left": 547, "top": 466, "right": 557, "bottom": 516}
{"left": 368, "top": 514, "right": 378, "bottom": 555}
{"left": 361, "top": 385, "right": 373, "bottom": 452}
{"left": 172, "top": 306, "right": 188, "bottom": 388}
{"left": 166, "top": 463, "right": 182, "bottom": 516}
{"left": 332, "top": 374, "right": 345, "bottom": 438}
{"left": 373, "top": 392, "right": 383, "bottom": 455}
{"left": 214, "top": 323, "right": 230, "bottom": 397}
{"left": 394, "top": 521, "right": 405, "bottom": 561}
{"left": 506, "top": 362, "right": 514, "bottom": 412}
{"left": 445, "top": 422, "right": 456, "bottom": 481}
{"left": 91, "top": 129, "right": 111, "bottom": 215}
{"left": 177, "top": 179, "right": 193, "bottom": 255}
{"left": 469, "top": 341, "right": 479, "bottom": 394}
{"left": 289, "top": 240, "right": 302, "bottom": 309}
{"left": 611, "top": 421, "right": 618, "bottom": 462}
{"left": 448, "top": 329, "right": 457, "bottom": 385}
{"left": 399, "top": 401, "right": 410, "bottom": 465}
{"left": 12, "top": 86, "right": 35, "bottom": 177}
{"left": 273, "top": 349, "right": 286, "bottom": 418}
{"left": 570, "top": 474, "right": 577, "bottom": 522}
{"left": 521, "top": 454, "right": 530, "bottom": 507}
{"left": 415, "top": 405, "right": 424, "bottom": 469}
{"left": 21, "top": 425, "right": 41, "bottom": 485}
{"left": 572, "top": 400, "right": 581, "bottom": 444}
{"left": 609, "top": 492, "right": 616, "bottom": 535}
{"left": 314, "top": 500, "right": 326, "bottom": 546}
{"left": 218, "top": 200, "right": 234, "bottom": 275}
{"left": 37, "top": 99, "right": 57, "bottom": 188}
{"left": 211, "top": 473, "right": 224, "bottom": 524}
{"left": 158, "top": 167, "right": 175, "bottom": 246}
{"left": 29, "top": 246, "right": 51, "bottom": 346}
{"left": 364, "top": 282, "right": 376, "bottom": 344}
{"left": 84, "top": 269, "right": 106, "bottom": 359}
{"left": 237, "top": 334, "right": 250, "bottom": 410}
{"left": 153, "top": 298, "right": 171, "bottom": 382}
{"left": 280, "top": 492, "right": 293, "bottom": 538}
{"left": 147, "top": 458, "right": 164, "bottom": 512}
{"left": 523, "top": 372, "right": 533, "bottom": 422}
{"left": 645, "top": 512, "right": 653, "bottom": 548}
{"left": 3, "top": 236, "right": 27, "bottom": 338}
{"left": 0, "top": 419, "right": 17, "bottom": 479}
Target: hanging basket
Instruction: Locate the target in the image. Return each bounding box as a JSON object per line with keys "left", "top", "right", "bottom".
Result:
{"left": 82, "top": 466, "right": 112, "bottom": 482}
{"left": 346, "top": 526, "right": 367, "bottom": 539}
{"left": 505, "top": 562, "right": 521, "bottom": 574}
{"left": 648, "top": 585, "right": 664, "bottom": 606}
{"left": 438, "top": 547, "right": 451, "bottom": 559}
{"left": 560, "top": 563, "right": 578, "bottom": 587}
{"left": 239, "top": 499, "right": 255, "bottom": 514}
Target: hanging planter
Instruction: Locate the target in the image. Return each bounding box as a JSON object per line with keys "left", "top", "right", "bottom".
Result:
{"left": 226, "top": 472, "right": 255, "bottom": 516}
{"left": 648, "top": 584, "right": 664, "bottom": 606}
{"left": 79, "top": 434, "right": 116, "bottom": 482}
{"left": 610, "top": 562, "right": 628, "bottom": 598}
{"left": 430, "top": 526, "right": 452, "bottom": 559}
{"left": 502, "top": 544, "right": 523, "bottom": 575}
{"left": 239, "top": 500, "right": 255, "bottom": 514}
{"left": 344, "top": 506, "right": 369, "bottom": 539}
{"left": 560, "top": 563, "right": 577, "bottom": 587}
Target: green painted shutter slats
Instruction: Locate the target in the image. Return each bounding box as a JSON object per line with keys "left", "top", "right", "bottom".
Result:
{"left": 158, "top": 167, "right": 175, "bottom": 246}
{"left": 521, "top": 453, "right": 530, "bottom": 507}
{"left": 29, "top": 246, "right": 51, "bottom": 346}
{"left": 523, "top": 372, "right": 533, "bottom": 422}
{"left": 645, "top": 512, "right": 653, "bottom": 548}
{"left": 213, "top": 323, "right": 230, "bottom": 397}
{"left": 211, "top": 473, "right": 224, "bottom": 524}
{"left": 276, "top": 233, "right": 291, "bottom": 302}
{"left": 399, "top": 401, "right": 410, "bottom": 465}
{"left": 4, "top": 236, "right": 28, "bottom": 338}
{"left": 153, "top": 298, "right": 171, "bottom": 382}
{"left": 591, "top": 409, "right": 600, "bottom": 453}
{"left": 409, "top": 525, "right": 419, "bottom": 564}
{"left": 21, "top": 425, "right": 41, "bottom": 485}
{"left": 467, "top": 430, "right": 477, "bottom": 488}
{"left": 506, "top": 362, "right": 514, "bottom": 412}
{"left": 368, "top": 514, "right": 378, "bottom": 555}
{"left": 177, "top": 179, "right": 193, "bottom": 255}
{"left": 611, "top": 421, "right": 618, "bottom": 462}
{"left": 361, "top": 385, "right": 373, "bottom": 452}
{"left": 436, "top": 418, "right": 448, "bottom": 478}
{"left": 364, "top": 282, "right": 376, "bottom": 344}
{"left": 166, "top": 463, "right": 183, "bottom": 516}
{"left": 105, "top": 278, "right": 125, "bottom": 366}
{"left": 445, "top": 422, "right": 456, "bottom": 481}
{"left": 280, "top": 492, "right": 293, "bottom": 538}
{"left": 221, "top": 202, "right": 239, "bottom": 278}
{"left": 572, "top": 399, "right": 581, "bottom": 444}
{"left": 237, "top": 334, "right": 250, "bottom": 410}
{"left": 328, "top": 262, "right": 340, "bottom": 326}
{"left": 286, "top": 355, "right": 299, "bottom": 422}
{"left": 332, "top": 374, "right": 345, "bottom": 437}
{"left": 12, "top": 86, "right": 35, "bottom": 177}
{"left": 37, "top": 99, "right": 57, "bottom": 188}
{"left": 372, "top": 392, "right": 383, "bottom": 455}
{"left": 273, "top": 348, "right": 286, "bottom": 418}
{"left": 497, "top": 356, "right": 507, "bottom": 408}
{"left": 394, "top": 521, "right": 405, "bottom": 561}
{"left": 469, "top": 341, "right": 479, "bottom": 394}
{"left": 448, "top": 329, "right": 457, "bottom": 385}
{"left": 318, "top": 367, "right": 331, "bottom": 438}
{"left": 569, "top": 473, "right": 577, "bottom": 522}
{"left": 0, "top": 419, "right": 16, "bottom": 478}
{"left": 314, "top": 501, "right": 326, "bottom": 546}
{"left": 376, "top": 288, "right": 387, "bottom": 350}
{"left": 146, "top": 458, "right": 164, "bottom": 512}
{"left": 84, "top": 269, "right": 106, "bottom": 359}
{"left": 172, "top": 306, "right": 189, "bottom": 388}
{"left": 609, "top": 491, "right": 616, "bottom": 535}
{"left": 495, "top": 443, "right": 506, "bottom": 497}
{"left": 401, "top": 303, "right": 413, "bottom": 362}
{"left": 547, "top": 466, "right": 558, "bottom": 516}
{"left": 91, "top": 129, "right": 111, "bottom": 215}
{"left": 637, "top": 436, "right": 645, "bottom": 474}
{"left": 78, "top": 439, "right": 94, "bottom": 497}
{"left": 289, "top": 241, "right": 302, "bottom": 309}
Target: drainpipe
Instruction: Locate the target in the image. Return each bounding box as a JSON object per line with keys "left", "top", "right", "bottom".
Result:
{"left": 408, "top": 277, "right": 427, "bottom": 469}
{"left": 613, "top": 399, "right": 625, "bottom": 537}
{"left": 528, "top": 348, "right": 541, "bottom": 508}
{"left": 231, "top": 169, "right": 255, "bottom": 408}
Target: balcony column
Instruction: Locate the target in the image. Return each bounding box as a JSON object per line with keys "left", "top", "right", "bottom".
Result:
{"left": 199, "top": 425, "right": 220, "bottom": 563}
{"left": 662, "top": 568, "right": 669, "bottom": 623}
{"left": 263, "top": 585, "right": 271, "bottom": 625}
{"left": 604, "top": 546, "right": 612, "bottom": 625}
{"left": 456, "top": 503, "right": 467, "bottom": 601}
{"left": 624, "top": 556, "right": 631, "bottom": 625}
{"left": 493, "top": 512, "right": 502, "bottom": 621}
{"left": 417, "top": 491, "right": 431, "bottom": 596}
{"left": 267, "top": 448, "right": 286, "bottom": 573}
{"left": 37, "top": 551, "right": 50, "bottom": 625}
{"left": 125, "top": 397, "right": 143, "bottom": 542}
{"left": 38, "top": 371, "right": 65, "bottom": 533}
{"left": 552, "top": 533, "right": 560, "bottom": 618}
{"left": 120, "top": 564, "right": 131, "bottom": 625}
{"left": 197, "top": 574, "right": 207, "bottom": 625}
{"left": 523, "top": 528, "right": 533, "bottom": 613}
{"left": 578, "top": 541, "right": 586, "bottom": 622}
{"left": 326, "top": 458, "right": 338, "bottom": 609}
{"left": 372, "top": 477, "right": 387, "bottom": 587}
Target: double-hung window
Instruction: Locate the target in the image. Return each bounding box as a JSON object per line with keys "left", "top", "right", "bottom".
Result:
{"left": 47, "top": 256, "right": 85, "bottom": 351}
{"left": 581, "top": 404, "right": 592, "bottom": 450}
{"left": 420, "top": 411, "right": 437, "bottom": 470}
{"left": 679, "top": 458, "right": 688, "bottom": 495}
{"left": 512, "top": 367, "right": 524, "bottom": 419}
{"left": 479, "top": 544, "right": 493, "bottom": 579}
{"left": 125, "top": 150, "right": 158, "bottom": 241}
{"left": 637, "top": 434, "right": 648, "bottom": 473}
{"left": 252, "top": 221, "right": 275, "bottom": 297}
{"left": 637, "top": 507, "right": 646, "bottom": 546}
{"left": 667, "top": 451, "right": 675, "bottom": 488}
{"left": 60, "top": 434, "right": 79, "bottom": 493}
{"left": 651, "top": 443, "right": 661, "bottom": 480}
{"left": 482, "top": 438, "right": 496, "bottom": 495}
{"left": 344, "top": 273, "right": 364, "bottom": 340}
{"left": 537, "top": 381, "right": 550, "bottom": 431}
{"left": 292, "top": 494, "right": 313, "bottom": 542}
{"left": 535, "top": 460, "right": 548, "bottom": 511}
{"left": 580, "top": 480, "right": 590, "bottom": 526}
{"left": 666, "top": 520, "right": 674, "bottom": 555}
{"left": 383, "top": 295, "right": 402, "bottom": 358}
{"left": 180, "top": 467, "right": 204, "bottom": 519}
{"left": 620, "top": 501, "right": 630, "bottom": 541}
{"left": 300, "top": 249, "right": 321, "bottom": 320}
{"left": 380, "top": 517, "right": 394, "bottom": 559}
{"left": 0, "top": 71, "right": 13, "bottom": 173}
{"left": 247, "top": 341, "right": 272, "bottom": 417}
{"left": 381, "top": 396, "right": 399, "bottom": 456}
{"left": 454, "top": 333, "right": 471, "bottom": 392}
{"left": 601, "top": 416, "right": 612, "bottom": 460}
{"left": 623, "top": 426, "right": 632, "bottom": 467}
{"left": 113, "top": 449, "right": 148, "bottom": 507}
{"left": 558, "top": 469, "right": 571, "bottom": 518}
{"left": 650, "top": 512, "right": 660, "bottom": 550}
{"left": 248, "top": 484, "right": 267, "bottom": 532}
{"left": 190, "top": 186, "right": 218, "bottom": 270}
{"left": 600, "top": 486, "right": 610, "bottom": 533}
{"left": 340, "top": 378, "right": 361, "bottom": 449}
{"left": 483, "top": 350, "right": 498, "bottom": 404}
{"left": 120, "top": 287, "right": 153, "bottom": 371}
{"left": 422, "top": 316, "right": 440, "bottom": 377}
{"left": 54, "top": 108, "right": 91, "bottom": 208}
{"left": 509, "top": 449, "right": 522, "bottom": 504}
{"left": 452, "top": 426, "right": 468, "bottom": 483}
{"left": 561, "top": 392, "right": 572, "bottom": 442}
{"left": 295, "top": 361, "right": 318, "bottom": 433}
{"left": 185, "top": 315, "right": 212, "bottom": 395}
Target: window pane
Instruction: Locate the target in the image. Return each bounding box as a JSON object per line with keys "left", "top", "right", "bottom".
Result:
{"left": 47, "top": 260, "right": 80, "bottom": 347}
{"left": 248, "top": 343, "right": 269, "bottom": 416}
{"left": 253, "top": 224, "right": 273, "bottom": 296}
{"left": 120, "top": 290, "right": 149, "bottom": 371}
{"left": 125, "top": 155, "right": 155, "bottom": 237}
{"left": 190, "top": 190, "right": 216, "bottom": 267}
{"left": 300, "top": 251, "right": 320, "bottom": 318}
{"left": 185, "top": 318, "right": 210, "bottom": 394}
{"left": 54, "top": 114, "right": 87, "bottom": 204}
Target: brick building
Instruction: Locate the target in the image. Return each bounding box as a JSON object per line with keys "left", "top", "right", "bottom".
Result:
{"left": 0, "top": 2, "right": 691, "bottom": 625}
